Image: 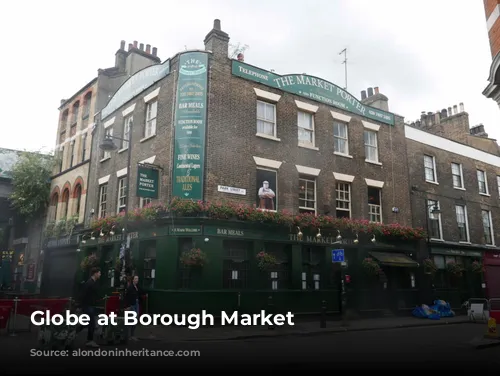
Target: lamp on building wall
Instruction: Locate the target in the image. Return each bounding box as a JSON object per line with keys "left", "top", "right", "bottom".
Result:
{"left": 336, "top": 230, "right": 342, "bottom": 241}
{"left": 296, "top": 227, "right": 303, "bottom": 241}
{"left": 99, "top": 119, "right": 134, "bottom": 320}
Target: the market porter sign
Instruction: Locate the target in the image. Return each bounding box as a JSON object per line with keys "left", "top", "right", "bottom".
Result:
{"left": 172, "top": 52, "right": 209, "bottom": 200}
{"left": 101, "top": 59, "right": 170, "bottom": 119}
{"left": 232, "top": 61, "right": 394, "bottom": 126}
{"left": 137, "top": 166, "right": 159, "bottom": 199}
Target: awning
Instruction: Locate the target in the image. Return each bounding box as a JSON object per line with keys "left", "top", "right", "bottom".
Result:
{"left": 370, "top": 251, "right": 419, "bottom": 268}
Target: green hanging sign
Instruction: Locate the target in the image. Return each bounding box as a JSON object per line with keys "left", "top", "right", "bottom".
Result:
{"left": 172, "top": 52, "right": 209, "bottom": 200}
{"left": 137, "top": 166, "right": 159, "bottom": 199}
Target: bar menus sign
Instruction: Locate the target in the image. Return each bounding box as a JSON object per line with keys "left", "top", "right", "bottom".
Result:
{"left": 172, "top": 52, "right": 209, "bottom": 200}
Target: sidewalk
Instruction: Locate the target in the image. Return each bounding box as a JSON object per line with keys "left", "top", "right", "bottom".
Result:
{"left": 135, "top": 315, "right": 473, "bottom": 342}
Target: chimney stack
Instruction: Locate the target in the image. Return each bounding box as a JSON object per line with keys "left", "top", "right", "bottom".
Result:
{"left": 128, "top": 43, "right": 133, "bottom": 51}
{"left": 453, "top": 105, "right": 458, "bottom": 114}
{"left": 448, "top": 107, "right": 452, "bottom": 117}
{"left": 120, "top": 40, "right": 126, "bottom": 50}
{"left": 133, "top": 41, "right": 138, "bottom": 48}
{"left": 214, "top": 19, "right": 221, "bottom": 30}
{"left": 204, "top": 18, "right": 230, "bottom": 58}
{"left": 146, "top": 44, "right": 151, "bottom": 54}
{"left": 60, "top": 99, "right": 66, "bottom": 105}
{"left": 361, "top": 90, "right": 367, "bottom": 100}
{"left": 440, "top": 109, "right": 447, "bottom": 118}
{"left": 459, "top": 102, "right": 464, "bottom": 112}
{"left": 152, "top": 47, "right": 157, "bottom": 56}
{"left": 367, "top": 87, "right": 374, "bottom": 97}
{"left": 374, "top": 87, "right": 379, "bottom": 94}
{"left": 139, "top": 43, "right": 144, "bottom": 51}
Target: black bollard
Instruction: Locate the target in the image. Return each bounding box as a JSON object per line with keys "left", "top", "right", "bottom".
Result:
{"left": 268, "top": 296, "right": 274, "bottom": 330}
{"left": 320, "top": 300, "right": 327, "bottom": 328}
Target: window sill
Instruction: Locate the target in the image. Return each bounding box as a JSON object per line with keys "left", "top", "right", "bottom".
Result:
{"left": 453, "top": 186, "right": 466, "bottom": 191}
{"left": 479, "top": 193, "right": 491, "bottom": 197}
{"left": 257, "top": 208, "right": 277, "bottom": 213}
{"left": 334, "top": 152, "right": 353, "bottom": 159}
{"left": 118, "top": 148, "right": 128, "bottom": 154}
{"left": 140, "top": 134, "right": 156, "bottom": 143}
{"left": 425, "top": 180, "right": 439, "bottom": 185}
{"left": 298, "top": 143, "right": 319, "bottom": 151}
{"left": 485, "top": 244, "right": 497, "bottom": 248}
{"left": 82, "top": 114, "right": 89, "bottom": 120}
{"left": 430, "top": 238, "right": 444, "bottom": 242}
{"left": 365, "top": 159, "right": 382, "bottom": 166}
{"left": 458, "top": 241, "right": 471, "bottom": 245}
{"left": 256, "top": 133, "right": 281, "bottom": 142}
{"left": 100, "top": 157, "right": 111, "bottom": 163}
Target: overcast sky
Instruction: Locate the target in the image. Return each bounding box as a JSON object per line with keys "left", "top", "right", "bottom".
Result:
{"left": 1, "top": 0, "right": 498, "bottom": 153}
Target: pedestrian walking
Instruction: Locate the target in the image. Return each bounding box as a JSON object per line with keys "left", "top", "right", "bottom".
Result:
{"left": 125, "top": 275, "right": 145, "bottom": 341}
{"left": 78, "top": 267, "right": 101, "bottom": 348}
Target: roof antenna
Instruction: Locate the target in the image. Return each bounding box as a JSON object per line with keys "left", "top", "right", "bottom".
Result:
{"left": 339, "top": 48, "right": 347, "bottom": 90}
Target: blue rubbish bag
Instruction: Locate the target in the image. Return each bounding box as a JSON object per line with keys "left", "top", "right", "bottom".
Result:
{"left": 430, "top": 300, "right": 455, "bottom": 317}
{"left": 412, "top": 306, "right": 426, "bottom": 318}
{"left": 412, "top": 305, "right": 441, "bottom": 319}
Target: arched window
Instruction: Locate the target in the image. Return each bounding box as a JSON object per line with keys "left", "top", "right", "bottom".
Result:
{"left": 83, "top": 92, "right": 92, "bottom": 118}
{"left": 71, "top": 101, "right": 80, "bottom": 124}
{"left": 50, "top": 192, "right": 59, "bottom": 221}
{"left": 74, "top": 184, "right": 82, "bottom": 217}
{"left": 61, "top": 189, "right": 70, "bottom": 219}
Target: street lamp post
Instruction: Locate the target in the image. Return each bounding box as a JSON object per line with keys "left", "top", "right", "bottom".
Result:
{"left": 98, "top": 120, "right": 133, "bottom": 317}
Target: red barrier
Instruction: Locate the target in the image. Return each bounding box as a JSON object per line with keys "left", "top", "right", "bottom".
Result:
{"left": 0, "top": 298, "right": 69, "bottom": 317}
{"left": 105, "top": 294, "right": 148, "bottom": 316}
{"left": 0, "top": 303, "right": 13, "bottom": 330}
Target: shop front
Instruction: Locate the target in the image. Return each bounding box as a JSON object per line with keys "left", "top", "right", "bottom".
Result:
{"left": 429, "top": 246, "right": 485, "bottom": 308}
{"left": 484, "top": 250, "right": 500, "bottom": 299}
{"left": 79, "top": 219, "right": 423, "bottom": 317}
{"left": 40, "top": 234, "right": 80, "bottom": 298}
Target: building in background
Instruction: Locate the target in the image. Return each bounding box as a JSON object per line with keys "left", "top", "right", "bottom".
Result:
{"left": 80, "top": 19, "right": 429, "bottom": 316}
{"left": 406, "top": 104, "right": 500, "bottom": 303}
{"left": 0, "top": 149, "right": 45, "bottom": 293}
{"left": 482, "top": 0, "right": 500, "bottom": 106}
{"left": 41, "top": 41, "right": 161, "bottom": 298}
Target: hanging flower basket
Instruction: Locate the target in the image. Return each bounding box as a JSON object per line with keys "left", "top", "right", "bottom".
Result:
{"left": 256, "top": 251, "right": 278, "bottom": 271}
{"left": 470, "top": 260, "right": 485, "bottom": 274}
{"left": 446, "top": 261, "right": 464, "bottom": 277}
{"left": 80, "top": 253, "right": 100, "bottom": 271}
{"left": 422, "top": 258, "right": 438, "bottom": 275}
{"left": 362, "top": 257, "right": 382, "bottom": 276}
{"left": 180, "top": 248, "right": 208, "bottom": 267}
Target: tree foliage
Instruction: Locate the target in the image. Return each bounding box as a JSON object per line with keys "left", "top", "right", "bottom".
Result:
{"left": 9, "top": 151, "right": 54, "bottom": 222}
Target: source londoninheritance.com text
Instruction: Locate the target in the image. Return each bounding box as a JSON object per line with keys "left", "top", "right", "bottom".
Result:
{"left": 30, "top": 349, "right": 201, "bottom": 357}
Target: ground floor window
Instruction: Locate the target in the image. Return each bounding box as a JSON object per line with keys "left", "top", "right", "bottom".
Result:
{"left": 262, "top": 243, "right": 291, "bottom": 290}
{"left": 301, "top": 246, "right": 323, "bottom": 290}
{"left": 223, "top": 240, "right": 251, "bottom": 289}
{"left": 142, "top": 240, "right": 157, "bottom": 289}
{"left": 177, "top": 238, "right": 194, "bottom": 289}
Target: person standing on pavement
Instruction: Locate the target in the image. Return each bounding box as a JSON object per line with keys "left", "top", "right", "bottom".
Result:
{"left": 125, "top": 275, "right": 144, "bottom": 341}
{"left": 80, "top": 267, "right": 101, "bottom": 348}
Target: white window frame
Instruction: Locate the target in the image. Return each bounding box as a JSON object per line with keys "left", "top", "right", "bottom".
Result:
{"left": 140, "top": 197, "right": 152, "bottom": 208}
{"left": 482, "top": 209, "right": 495, "bottom": 246}
{"left": 103, "top": 127, "right": 113, "bottom": 159}
{"left": 451, "top": 163, "right": 464, "bottom": 190}
{"left": 122, "top": 116, "right": 132, "bottom": 150}
{"left": 298, "top": 176, "right": 316, "bottom": 214}
{"left": 477, "top": 170, "right": 489, "bottom": 195}
{"left": 256, "top": 100, "right": 277, "bottom": 138}
{"left": 335, "top": 182, "right": 351, "bottom": 218}
{"left": 455, "top": 205, "right": 470, "bottom": 243}
{"left": 497, "top": 176, "right": 500, "bottom": 198}
{"left": 145, "top": 100, "right": 157, "bottom": 138}
{"left": 98, "top": 184, "right": 108, "bottom": 218}
{"left": 364, "top": 129, "right": 379, "bottom": 163}
{"left": 297, "top": 111, "right": 315, "bottom": 148}
{"left": 368, "top": 187, "right": 382, "bottom": 223}
{"left": 117, "top": 176, "right": 127, "bottom": 213}
{"left": 424, "top": 155, "right": 437, "bottom": 183}
{"left": 428, "top": 199, "right": 443, "bottom": 241}
{"left": 333, "top": 121, "right": 349, "bottom": 156}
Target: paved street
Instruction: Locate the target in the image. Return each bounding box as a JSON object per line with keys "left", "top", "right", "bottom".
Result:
{"left": 0, "top": 322, "right": 498, "bottom": 372}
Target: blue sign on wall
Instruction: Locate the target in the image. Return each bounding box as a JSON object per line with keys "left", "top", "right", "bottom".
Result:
{"left": 331, "top": 249, "right": 345, "bottom": 263}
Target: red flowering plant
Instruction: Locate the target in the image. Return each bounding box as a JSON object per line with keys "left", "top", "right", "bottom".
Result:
{"left": 256, "top": 251, "right": 278, "bottom": 271}
{"left": 90, "top": 199, "right": 426, "bottom": 242}
{"left": 179, "top": 248, "right": 208, "bottom": 267}
{"left": 362, "top": 257, "right": 382, "bottom": 276}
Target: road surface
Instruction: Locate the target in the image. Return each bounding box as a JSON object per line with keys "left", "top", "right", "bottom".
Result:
{"left": 0, "top": 323, "right": 498, "bottom": 372}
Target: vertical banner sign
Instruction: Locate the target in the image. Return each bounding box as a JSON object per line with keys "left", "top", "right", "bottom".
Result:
{"left": 137, "top": 166, "right": 159, "bottom": 199}
{"left": 172, "top": 52, "right": 209, "bottom": 199}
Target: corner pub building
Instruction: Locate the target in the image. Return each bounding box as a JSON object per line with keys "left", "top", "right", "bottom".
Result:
{"left": 80, "top": 19, "right": 429, "bottom": 317}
